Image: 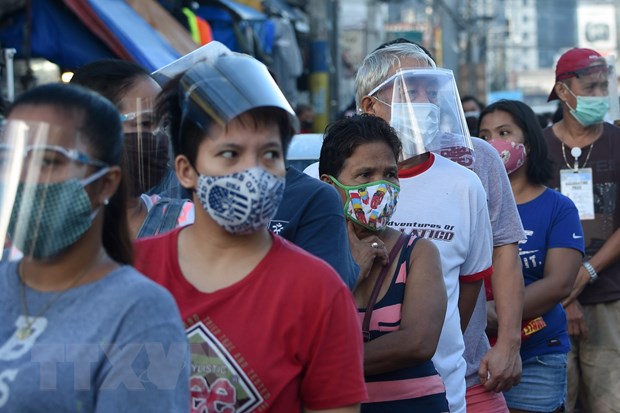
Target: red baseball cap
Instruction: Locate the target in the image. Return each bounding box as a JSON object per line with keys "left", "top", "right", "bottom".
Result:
{"left": 547, "top": 48, "right": 607, "bottom": 101}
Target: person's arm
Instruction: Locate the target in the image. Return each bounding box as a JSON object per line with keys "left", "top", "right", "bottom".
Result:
{"left": 459, "top": 178, "right": 493, "bottom": 331}
{"left": 479, "top": 243, "right": 523, "bottom": 392}
{"left": 563, "top": 227, "right": 620, "bottom": 306}
{"left": 363, "top": 239, "right": 447, "bottom": 376}
{"left": 565, "top": 300, "right": 589, "bottom": 339}
{"left": 521, "top": 247, "right": 582, "bottom": 319}
{"left": 305, "top": 406, "right": 360, "bottom": 413}
{"left": 459, "top": 279, "right": 483, "bottom": 331}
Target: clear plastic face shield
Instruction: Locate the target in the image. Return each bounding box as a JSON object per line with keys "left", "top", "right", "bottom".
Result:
{"left": 152, "top": 41, "right": 232, "bottom": 86}
{"left": 0, "top": 120, "right": 109, "bottom": 261}
{"left": 178, "top": 51, "right": 298, "bottom": 133}
{"left": 371, "top": 68, "right": 474, "bottom": 167}
{"left": 120, "top": 97, "right": 170, "bottom": 197}
{"left": 560, "top": 61, "right": 613, "bottom": 127}
{"left": 564, "top": 62, "right": 612, "bottom": 96}
{"left": 605, "top": 57, "right": 619, "bottom": 121}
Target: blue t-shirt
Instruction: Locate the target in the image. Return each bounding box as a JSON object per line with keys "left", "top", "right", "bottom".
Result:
{"left": 270, "top": 167, "right": 359, "bottom": 289}
{"left": 0, "top": 263, "right": 190, "bottom": 412}
{"left": 517, "top": 188, "right": 585, "bottom": 361}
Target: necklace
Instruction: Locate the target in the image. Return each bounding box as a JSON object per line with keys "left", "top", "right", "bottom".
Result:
{"left": 16, "top": 254, "right": 101, "bottom": 340}
{"left": 561, "top": 140, "right": 595, "bottom": 170}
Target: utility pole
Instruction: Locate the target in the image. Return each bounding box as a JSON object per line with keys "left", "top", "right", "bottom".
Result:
{"left": 328, "top": 0, "right": 340, "bottom": 120}
{"left": 309, "top": 0, "right": 330, "bottom": 130}
{"left": 438, "top": 0, "right": 460, "bottom": 75}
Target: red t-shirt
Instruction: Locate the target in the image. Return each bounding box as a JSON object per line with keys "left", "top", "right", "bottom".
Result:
{"left": 134, "top": 228, "right": 367, "bottom": 412}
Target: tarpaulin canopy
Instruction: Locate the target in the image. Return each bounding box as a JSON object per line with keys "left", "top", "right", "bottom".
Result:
{"left": 126, "top": 0, "right": 197, "bottom": 56}
{"left": 0, "top": 0, "right": 118, "bottom": 69}
{"left": 76, "top": 0, "right": 181, "bottom": 71}
{"left": 217, "top": 0, "right": 267, "bottom": 21}
{"left": 0, "top": 0, "right": 182, "bottom": 71}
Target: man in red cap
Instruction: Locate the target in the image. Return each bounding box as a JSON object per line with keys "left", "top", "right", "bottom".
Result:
{"left": 544, "top": 47, "right": 620, "bottom": 413}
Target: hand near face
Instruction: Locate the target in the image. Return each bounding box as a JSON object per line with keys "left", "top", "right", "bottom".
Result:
{"left": 347, "top": 221, "right": 389, "bottom": 281}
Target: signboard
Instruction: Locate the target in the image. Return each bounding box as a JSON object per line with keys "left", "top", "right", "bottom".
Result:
{"left": 577, "top": 4, "right": 617, "bottom": 56}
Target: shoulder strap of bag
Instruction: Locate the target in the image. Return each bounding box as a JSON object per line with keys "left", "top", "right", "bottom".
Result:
{"left": 362, "top": 233, "right": 409, "bottom": 342}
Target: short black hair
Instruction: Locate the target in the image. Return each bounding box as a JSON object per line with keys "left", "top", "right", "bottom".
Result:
{"left": 71, "top": 59, "right": 151, "bottom": 107}
{"left": 461, "top": 95, "right": 486, "bottom": 110}
{"left": 477, "top": 99, "right": 553, "bottom": 185}
{"left": 319, "top": 114, "right": 402, "bottom": 178}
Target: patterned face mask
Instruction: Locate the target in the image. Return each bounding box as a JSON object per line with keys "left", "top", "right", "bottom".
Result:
{"left": 488, "top": 139, "right": 527, "bottom": 175}
{"left": 7, "top": 168, "right": 109, "bottom": 259}
{"left": 196, "top": 167, "right": 285, "bottom": 235}
{"left": 330, "top": 177, "right": 400, "bottom": 231}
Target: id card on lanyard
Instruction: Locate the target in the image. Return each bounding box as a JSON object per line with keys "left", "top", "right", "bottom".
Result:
{"left": 560, "top": 168, "right": 595, "bottom": 220}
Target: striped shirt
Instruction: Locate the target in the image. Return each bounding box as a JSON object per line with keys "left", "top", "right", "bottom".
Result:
{"left": 359, "top": 235, "right": 449, "bottom": 413}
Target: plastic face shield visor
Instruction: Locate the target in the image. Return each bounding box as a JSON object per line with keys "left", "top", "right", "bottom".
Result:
{"left": 0, "top": 120, "right": 108, "bottom": 260}
{"left": 120, "top": 97, "right": 171, "bottom": 196}
{"left": 556, "top": 61, "right": 611, "bottom": 81}
{"left": 371, "top": 68, "right": 474, "bottom": 167}
{"left": 178, "top": 52, "right": 298, "bottom": 133}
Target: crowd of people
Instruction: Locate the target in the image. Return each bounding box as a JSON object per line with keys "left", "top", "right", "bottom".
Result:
{"left": 0, "top": 38, "right": 618, "bottom": 413}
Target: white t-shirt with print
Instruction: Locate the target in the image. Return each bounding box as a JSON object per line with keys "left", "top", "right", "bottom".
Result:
{"left": 389, "top": 153, "right": 493, "bottom": 413}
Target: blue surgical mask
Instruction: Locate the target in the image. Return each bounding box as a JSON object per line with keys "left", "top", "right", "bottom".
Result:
{"left": 565, "top": 86, "right": 609, "bottom": 126}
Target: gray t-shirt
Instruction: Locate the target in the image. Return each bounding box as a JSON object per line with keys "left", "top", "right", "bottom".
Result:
{"left": 463, "top": 138, "right": 525, "bottom": 388}
{"left": 0, "top": 263, "right": 190, "bottom": 412}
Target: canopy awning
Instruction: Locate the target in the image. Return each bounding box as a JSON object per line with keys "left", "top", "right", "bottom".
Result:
{"left": 0, "top": 0, "right": 182, "bottom": 71}
{"left": 79, "top": 0, "right": 181, "bottom": 71}
{"left": 0, "top": 0, "right": 119, "bottom": 69}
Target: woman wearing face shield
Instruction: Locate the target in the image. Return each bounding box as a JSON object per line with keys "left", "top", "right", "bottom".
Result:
{"left": 0, "top": 83, "right": 190, "bottom": 411}
{"left": 71, "top": 60, "right": 193, "bottom": 239}
{"left": 133, "top": 47, "right": 367, "bottom": 412}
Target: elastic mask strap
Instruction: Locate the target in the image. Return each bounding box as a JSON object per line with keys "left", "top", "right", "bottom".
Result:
{"left": 79, "top": 167, "right": 110, "bottom": 221}
{"left": 80, "top": 166, "right": 110, "bottom": 187}
{"left": 329, "top": 175, "right": 399, "bottom": 192}
{"left": 561, "top": 82, "right": 579, "bottom": 111}
{"left": 328, "top": 175, "right": 351, "bottom": 191}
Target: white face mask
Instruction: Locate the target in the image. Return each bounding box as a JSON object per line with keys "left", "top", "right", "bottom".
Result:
{"left": 390, "top": 102, "right": 440, "bottom": 159}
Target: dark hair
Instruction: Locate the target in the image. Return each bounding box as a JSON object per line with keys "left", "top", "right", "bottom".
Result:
{"left": 461, "top": 95, "right": 486, "bottom": 111}
{"left": 8, "top": 83, "right": 133, "bottom": 265}
{"left": 375, "top": 37, "right": 435, "bottom": 61}
{"left": 155, "top": 74, "right": 294, "bottom": 168}
{"left": 70, "top": 59, "right": 151, "bottom": 107}
{"left": 319, "top": 114, "right": 402, "bottom": 177}
{"left": 295, "top": 103, "right": 312, "bottom": 115}
{"left": 477, "top": 99, "right": 552, "bottom": 185}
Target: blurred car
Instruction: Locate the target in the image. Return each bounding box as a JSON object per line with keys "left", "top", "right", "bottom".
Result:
{"left": 286, "top": 133, "right": 323, "bottom": 171}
